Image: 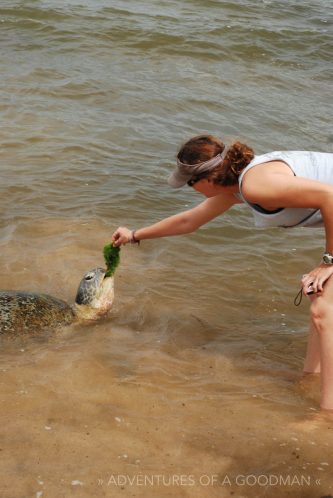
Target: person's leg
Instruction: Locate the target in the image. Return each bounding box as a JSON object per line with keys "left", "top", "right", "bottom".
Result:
{"left": 303, "top": 320, "right": 321, "bottom": 374}
{"left": 310, "top": 282, "right": 333, "bottom": 410}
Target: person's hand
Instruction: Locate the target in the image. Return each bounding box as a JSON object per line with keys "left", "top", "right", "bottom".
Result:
{"left": 301, "top": 263, "right": 333, "bottom": 294}
{"left": 112, "top": 226, "right": 133, "bottom": 246}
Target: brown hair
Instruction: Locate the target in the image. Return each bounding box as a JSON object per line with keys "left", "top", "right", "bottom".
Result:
{"left": 177, "top": 134, "right": 254, "bottom": 186}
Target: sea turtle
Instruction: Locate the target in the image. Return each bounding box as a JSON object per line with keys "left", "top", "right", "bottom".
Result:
{"left": 0, "top": 267, "right": 115, "bottom": 335}
{"left": 0, "top": 243, "right": 120, "bottom": 335}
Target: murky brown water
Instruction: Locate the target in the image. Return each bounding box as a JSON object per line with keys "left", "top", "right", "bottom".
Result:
{"left": 1, "top": 220, "right": 333, "bottom": 498}
{"left": 1, "top": 0, "right": 333, "bottom": 496}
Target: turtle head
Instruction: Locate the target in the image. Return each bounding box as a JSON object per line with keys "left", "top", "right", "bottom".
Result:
{"left": 74, "top": 267, "right": 115, "bottom": 320}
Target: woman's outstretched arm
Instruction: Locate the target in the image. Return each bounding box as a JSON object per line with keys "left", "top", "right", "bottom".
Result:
{"left": 112, "top": 192, "right": 239, "bottom": 246}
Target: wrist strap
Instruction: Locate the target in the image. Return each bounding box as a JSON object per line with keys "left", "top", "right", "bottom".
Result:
{"left": 294, "top": 287, "right": 303, "bottom": 306}
{"left": 131, "top": 230, "right": 140, "bottom": 245}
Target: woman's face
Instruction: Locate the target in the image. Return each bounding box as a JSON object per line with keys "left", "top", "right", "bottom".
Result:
{"left": 191, "top": 179, "right": 238, "bottom": 198}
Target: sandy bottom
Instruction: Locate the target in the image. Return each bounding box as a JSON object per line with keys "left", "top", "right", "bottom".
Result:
{"left": 1, "top": 329, "right": 333, "bottom": 498}
{"left": 0, "top": 219, "right": 333, "bottom": 498}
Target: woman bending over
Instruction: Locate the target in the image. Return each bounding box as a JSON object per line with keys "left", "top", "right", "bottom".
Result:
{"left": 112, "top": 134, "right": 333, "bottom": 411}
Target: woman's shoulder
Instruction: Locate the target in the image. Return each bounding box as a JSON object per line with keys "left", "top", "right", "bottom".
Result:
{"left": 238, "top": 152, "right": 297, "bottom": 189}
{"left": 239, "top": 151, "right": 287, "bottom": 178}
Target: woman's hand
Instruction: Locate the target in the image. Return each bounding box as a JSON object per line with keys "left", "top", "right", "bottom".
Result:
{"left": 112, "top": 226, "right": 133, "bottom": 246}
{"left": 301, "top": 263, "right": 333, "bottom": 294}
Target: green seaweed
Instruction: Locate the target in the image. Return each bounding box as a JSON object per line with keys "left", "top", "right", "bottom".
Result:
{"left": 103, "top": 243, "right": 120, "bottom": 277}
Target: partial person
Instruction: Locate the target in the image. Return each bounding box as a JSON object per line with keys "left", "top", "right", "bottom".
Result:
{"left": 112, "top": 134, "right": 333, "bottom": 411}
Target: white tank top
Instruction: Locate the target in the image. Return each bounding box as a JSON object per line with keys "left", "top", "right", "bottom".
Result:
{"left": 237, "top": 151, "right": 333, "bottom": 228}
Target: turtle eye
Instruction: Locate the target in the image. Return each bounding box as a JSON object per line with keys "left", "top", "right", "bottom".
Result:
{"left": 85, "top": 273, "right": 94, "bottom": 281}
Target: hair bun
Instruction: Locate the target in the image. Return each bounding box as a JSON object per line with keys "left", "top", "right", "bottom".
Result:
{"left": 210, "top": 141, "right": 254, "bottom": 186}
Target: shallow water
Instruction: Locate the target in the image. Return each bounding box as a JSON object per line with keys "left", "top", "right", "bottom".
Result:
{"left": 1, "top": 0, "right": 333, "bottom": 496}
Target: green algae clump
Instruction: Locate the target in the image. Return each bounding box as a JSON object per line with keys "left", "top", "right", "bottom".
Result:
{"left": 103, "top": 243, "right": 120, "bottom": 277}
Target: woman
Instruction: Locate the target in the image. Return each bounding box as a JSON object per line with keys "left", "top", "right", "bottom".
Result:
{"left": 112, "top": 134, "right": 333, "bottom": 411}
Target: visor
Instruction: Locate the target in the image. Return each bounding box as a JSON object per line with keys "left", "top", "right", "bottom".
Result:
{"left": 168, "top": 146, "right": 229, "bottom": 188}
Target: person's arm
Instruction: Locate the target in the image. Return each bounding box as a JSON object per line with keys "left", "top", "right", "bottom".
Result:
{"left": 242, "top": 166, "right": 333, "bottom": 293}
{"left": 112, "top": 192, "right": 238, "bottom": 246}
